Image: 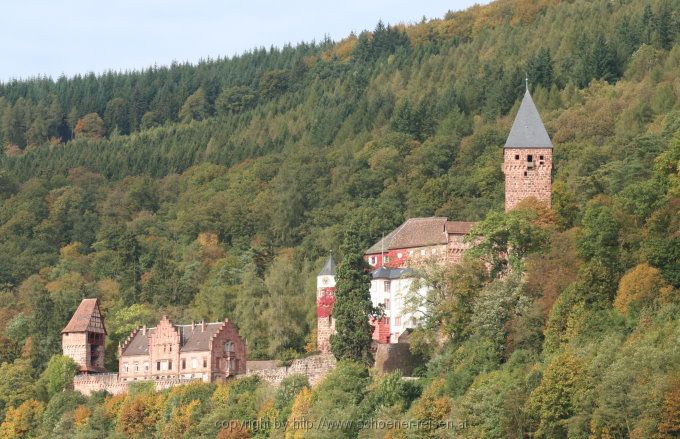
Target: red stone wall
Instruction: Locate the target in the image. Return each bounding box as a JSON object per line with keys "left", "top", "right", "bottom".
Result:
{"left": 208, "top": 320, "right": 247, "bottom": 379}
{"left": 148, "top": 317, "right": 181, "bottom": 379}
{"left": 503, "top": 148, "right": 552, "bottom": 211}
{"left": 317, "top": 286, "right": 336, "bottom": 354}
{"left": 317, "top": 315, "right": 335, "bottom": 354}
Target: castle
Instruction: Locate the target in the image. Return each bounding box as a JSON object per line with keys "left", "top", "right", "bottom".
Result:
{"left": 63, "top": 87, "right": 553, "bottom": 393}
{"left": 62, "top": 299, "right": 248, "bottom": 394}
{"left": 317, "top": 87, "right": 553, "bottom": 351}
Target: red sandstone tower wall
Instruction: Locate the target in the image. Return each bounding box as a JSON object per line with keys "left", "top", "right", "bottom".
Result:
{"left": 503, "top": 147, "right": 552, "bottom": 211}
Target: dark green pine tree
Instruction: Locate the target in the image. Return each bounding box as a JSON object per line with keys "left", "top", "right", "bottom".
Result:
{"left": 330, "top": 231, "right": 376, "bottom": 366}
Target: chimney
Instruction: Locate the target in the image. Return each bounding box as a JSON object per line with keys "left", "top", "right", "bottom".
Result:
{"left": 201, "top": 320, "right": 205, "bottom": 332}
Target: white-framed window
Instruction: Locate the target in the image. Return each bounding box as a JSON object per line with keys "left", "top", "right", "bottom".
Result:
{"left": 394, "top": 316, "right": 401, "bottom": 327}
{"left": 397, "top": 252, "right": 403, "bottom": 258}
{"left": 384, "top": 281, "right": 391, "bottom": 293}
{"left": 384, "top": 256, "right": 390, "bottom": 264}
{"left": 134, "top": 362, "right": 139, "bottom": 372}
{"left": 143, "top": 362, "right": 149, "bottom": 371}
{"left": 160, "top": 360, "right": 169, "bottom": 371}
{"left": 384, "top": 299, "right": 390, "bottom": 310}
{"left": 192, "top": 358, "right": 198, "bottom": 369}
{"left": 370, "top": 256, "right": 377, "bottom": 265}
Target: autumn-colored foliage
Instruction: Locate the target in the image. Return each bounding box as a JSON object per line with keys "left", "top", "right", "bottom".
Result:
{"left": 116, "top": 393, "right": 163, "bottom": 438}
{"left": 216, "top": 421, "right": 252, "bottom": 439}
{"left": 0, "top": 400, "right": 44, "bottom": 439}
{"left": 660, "top": 376, "right": 680, "bottom": 437}
{"left": 74, "top": 112, "right": 105, "bottom": 139}
{"left": 73, "top": 404, "right": 91, "bottom": 428}
{"left": 614, "top": 263, "right": 673, "bottom": 314}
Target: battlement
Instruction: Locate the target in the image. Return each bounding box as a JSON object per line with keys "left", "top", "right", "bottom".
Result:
{"left": 72, "top": 373, "right": 204, "bottom": 395}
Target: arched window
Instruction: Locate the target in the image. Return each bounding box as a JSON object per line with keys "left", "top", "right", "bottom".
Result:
{"left": 224, "top": 341, "right": 233, "bottom": 353}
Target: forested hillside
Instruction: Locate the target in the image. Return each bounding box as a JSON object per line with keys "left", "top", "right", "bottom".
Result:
{"left": 0, "top": 0, "right": 679, "bottom": 437}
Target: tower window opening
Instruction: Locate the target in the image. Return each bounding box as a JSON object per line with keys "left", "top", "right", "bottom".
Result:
{"left": 524, "top": 171, "right": 528, "bottom": 177}
{"left": 514, "top": 154, "right": 519, "bottom": 160}
{"left": 539, "top": 155, "right": 544, "bottom": 160}
{"left": 527, "top": 154, "right": 533, "bottom": 162}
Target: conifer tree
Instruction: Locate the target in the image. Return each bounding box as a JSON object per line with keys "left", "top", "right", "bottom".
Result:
{"left": 330, "top": 230, "right": 376, "bottom": 366}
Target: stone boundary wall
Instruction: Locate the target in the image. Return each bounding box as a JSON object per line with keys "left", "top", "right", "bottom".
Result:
{"left": 72, "top": 354, "right": 337, "bottom": 395}
{"left": 72, "top": 373, "right": 201, "bottom": 396}
{"left": 374, "top": 343, "right": 419, "bottom": 376}
{"left": 245, "top": 354, "right": 336, "bottom": 386}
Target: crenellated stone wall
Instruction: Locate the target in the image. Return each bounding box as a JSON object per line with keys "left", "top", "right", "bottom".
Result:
{"left": 72, "top": 373, "right": 205, "bottom": 396}
{"left": 245, "top": 354, "right": 336, "bottom": 386}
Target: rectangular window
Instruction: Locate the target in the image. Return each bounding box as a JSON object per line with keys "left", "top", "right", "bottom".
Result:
{"left": 156, "top": 362, "right": 160, "bottom": 371}
{"left": 203, "top": 358, "right": 207, "bottom": 368}
{"left": 384, "top": 281, "right": 391, "bottom": 293}
{"left": 134, "top": 362, "right": 138, "bottom": 372}
{"left": 383, "top": 256, "right": 390, "bottom": 264}
{"left": 515, "top": 154, "right": 520, "bottom": 160}
{"left": 192, "top": 358, "right": 198, "bottom": 369}
{"left": 527, "top": 154, "right": 533, "bottom": 162}
{"left": 124, "top": 363, "right": 129, "bottom": 373}
{"left": 168, "top": 361, "right": 172, "bottom": 370}
{"left": 395, "top": 317, "right": 401, "bottom": 327}
{"left": 384, "top": 299, "right": 390, "bottom": 310}
{"left": 539, "top": 155, "right": 544, "bottom": 160}
{"left": 370, "top": 256, "right": 376, "bottom": 265}
{"left": 144, "top": 362, "right": 149, "bottom": 371}
{"left": 182, "top": 359, "right": 186, "bottom": 370}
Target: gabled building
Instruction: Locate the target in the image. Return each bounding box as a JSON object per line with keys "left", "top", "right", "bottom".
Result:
{"left": 364, "top": 217, "right": 476, "bottom": 268}
{"left": 118, "top": 316, "right": 246, "bottom": 383}
{"left": 62, "top": 298, "right": 107, "bottom": 373}
{"left": 63, "top": 298, "right": 247, "bottom": 395}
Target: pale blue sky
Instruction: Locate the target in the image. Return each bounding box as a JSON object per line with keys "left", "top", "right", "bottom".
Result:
{"left": 0, "top": 0, "right": 484, "bottom": 81}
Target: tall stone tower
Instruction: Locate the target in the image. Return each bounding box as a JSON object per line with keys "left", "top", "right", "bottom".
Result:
{"left": 316, "top": 254, "right": 336, "bottom": 354}
{"left": 62, "top": 298, "right": 107, "bottom": 373}
{"left": 503, "top": 87, "right": 553, "bottom": 211}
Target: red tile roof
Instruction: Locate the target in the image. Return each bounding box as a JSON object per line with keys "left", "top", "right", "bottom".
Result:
{"left": 366, "top": 217, "right": 448, "bottom": 254}
{"left": 445, "top": 221, "right": 477, "bottom": 234}
{"left": 62, "top": 298, "right": 107, "bottom": 334}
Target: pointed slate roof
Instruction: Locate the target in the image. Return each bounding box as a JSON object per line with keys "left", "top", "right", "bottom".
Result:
{"left": 318, "top": 253, "right": 336, "bottom": 276}
{"left": 504, "top": 89, "right": 553, "bottom": 149}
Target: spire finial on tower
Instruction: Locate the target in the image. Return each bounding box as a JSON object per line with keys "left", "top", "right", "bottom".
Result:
{"left": 525, "top": 73, "right": 529, "bottom": 92}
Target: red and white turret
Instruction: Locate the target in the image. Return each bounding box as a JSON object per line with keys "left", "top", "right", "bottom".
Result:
{"left": 316, "top": 254, "right": 336, "bottom": 354}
